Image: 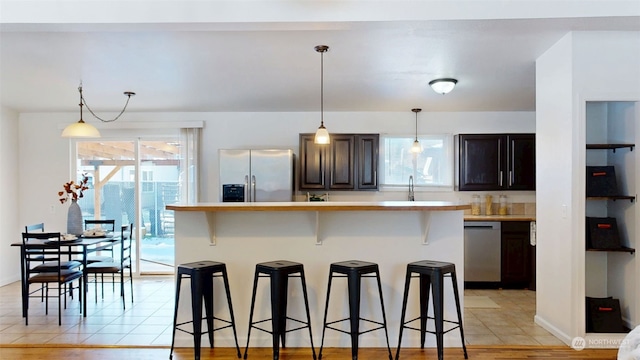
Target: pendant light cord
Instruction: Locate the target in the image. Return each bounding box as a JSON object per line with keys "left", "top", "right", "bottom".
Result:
{"left": 415, "top": 111, "right": 418, "bottom": 141}
{"left": 79, "top": 83, "right": 135, "bottom": 123}
{"left": 320, "top": 49, "right": 324, "bottom": 127}
{"left": 412, "top": 108, "right": 421, "bottom": 141}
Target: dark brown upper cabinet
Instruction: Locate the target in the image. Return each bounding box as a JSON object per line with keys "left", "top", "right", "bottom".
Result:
{"left": 299, "top": 133, "right": 379, "bottom": 191}
{"left": 458, "top": 133, "right": 535, "bottom": 191}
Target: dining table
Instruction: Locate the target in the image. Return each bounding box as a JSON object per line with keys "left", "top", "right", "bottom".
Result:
{"left": 13, "top": 233, "right": 118, "bottom": 318}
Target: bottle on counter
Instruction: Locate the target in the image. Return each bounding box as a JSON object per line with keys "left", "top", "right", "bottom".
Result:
{"left": 471, "top": 194, "right": 481, "bottom": 215}
{"left": 485, "top": 195, "right": 493, "bottom": 215}
{"left": 499, "top": 195, "right": 508, "bottom": 215}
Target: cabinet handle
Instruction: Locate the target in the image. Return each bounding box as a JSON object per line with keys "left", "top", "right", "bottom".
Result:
{"left": 244, "top": 175, "right": 249, "bottom": 202}
{"left": 499, "top": 171, "right": 503, "bottom": 187}
{"left": 509, "top": 170, "right": 513, "bottom": 187}
{"left": 251, "top": 175, "right": 256, "bottom": 202}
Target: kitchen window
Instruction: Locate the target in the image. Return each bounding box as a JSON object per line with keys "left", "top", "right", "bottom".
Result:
{"left": 380, "top": 134, "right": 453, "bottom": 188}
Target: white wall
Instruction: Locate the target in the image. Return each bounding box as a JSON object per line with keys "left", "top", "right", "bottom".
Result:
{"left": 0, "top": 106, "right": 20, "bottom": 285}
{"left": 1, "top": 110, "right": 534, "bottom": 285}
{"left": 536, "top": 31, "right": 640, "bottom": 344}
{"left": 535, "top": 32, "right": 576, "bottom": 341}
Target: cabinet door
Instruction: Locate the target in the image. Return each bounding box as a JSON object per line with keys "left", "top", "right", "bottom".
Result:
{"left": 356, "top": 134, "right": 379, "bottom": 190}
{"left": 299, "top": 134, "right": 327, "bottom": 190}
{"left": 501, "top": 221, "right": 532, "bottom": 288}
{"left": 328, "top": 135, "right": 355, "bottom": 190}
{"left": 508, "top": 134, "right": 536, "bottom": 190}
{"left": 459, "top": 134, "right": 505, "bottom": 191}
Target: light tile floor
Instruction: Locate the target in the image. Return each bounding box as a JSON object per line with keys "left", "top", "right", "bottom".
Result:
{"left": 0, "top": 276, "right": 175, "bottom": 346}
{"left": 463, "top": 288, "right": 564, "bottom": 346}
{"left": 0, "top": 277, "right": 564, "bottom": 346}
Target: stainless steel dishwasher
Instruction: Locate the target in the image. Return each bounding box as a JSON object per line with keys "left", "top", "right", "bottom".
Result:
{"left": 464, "top": 221, "right": 501, "bottom": 283}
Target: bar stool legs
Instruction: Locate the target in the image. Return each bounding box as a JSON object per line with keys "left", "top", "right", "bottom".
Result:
{"left": 318, "top": 260, "right": 393, "bottom": 360}
{"left": 244, "top": 260, "right": 316, "bottom": 360}
{"left": 396, "top": 260, "right": 468, "bottom": 360}
{"left": 170, "top": 261, "right": 241, "bottom": 360}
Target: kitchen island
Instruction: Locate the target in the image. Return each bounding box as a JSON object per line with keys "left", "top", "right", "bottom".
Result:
{"left": 167, "top": 201, "right": 470, "bottom": 349}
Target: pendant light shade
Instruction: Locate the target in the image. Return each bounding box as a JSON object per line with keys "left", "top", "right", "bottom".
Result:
{"left": 314, "top": 45, "right": 330, "bottom": 144}
{"left": 315, "top": 123, "right": 330, "bottom": 145}
{"left": 61, "top": 119, "right": 101, "bottom": 138}
{"left": 429, "top": 78, "right": 458, "bottom": 95}
{"left": 411, "top": 108, "right": 422, "bottom": 153}
{"left": 61, "top": 84, "right": 135, "bottom": 138}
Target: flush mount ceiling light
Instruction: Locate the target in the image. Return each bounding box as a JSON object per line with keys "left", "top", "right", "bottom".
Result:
{"left": 61, "top": 83, "right": 135, "bottom": 138}
{"left": 314, "top": 45, "right": 330, "bottom": 145}
{"left": 411, "top": 108, "right": 422, "bottom": 153}
{"left": 429, "top": 78, "right": 458, "bottom": 95}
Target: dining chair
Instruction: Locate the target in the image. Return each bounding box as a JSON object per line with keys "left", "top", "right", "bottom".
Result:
{"left": 85, "top": 223, "right": 134, "bottom": 309}
{"left": 23, "top": 224, "right": 82, "bottom": 301}
{"left": 84, "top": 219, "right": 116, "bottom": 263}
{"left": 21, "top": 232, "right": 84, "bottom": 325}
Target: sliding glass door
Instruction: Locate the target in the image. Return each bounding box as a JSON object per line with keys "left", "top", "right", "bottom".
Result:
{"left": 75, "top": 137, "right": 185, "bottom": 274}
{"left": 138, "top": 140, "right": 181, "bottom": 273}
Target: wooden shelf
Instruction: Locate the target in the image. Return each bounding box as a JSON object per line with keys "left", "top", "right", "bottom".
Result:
{"left": 586, "top": 143, "right": 635, "bottom": 152}
{"left": 587, "top": 247, "right": 635, "bottom": 254}
{"left": 586, "top": 195, "right": 636, "bottom": 202}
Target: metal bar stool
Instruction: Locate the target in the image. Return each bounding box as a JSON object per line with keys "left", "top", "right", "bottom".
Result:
{"left": 170, "top": 261, "right": 241, "bottom": 360}
{"left": 319, "top": 260, "right": 393, "bottom": 360}
{"left": 396, "top": 260, "right": 468, "bottom": 360}
{"left": 244, "top": 260, "right": 316, "bottom": 360}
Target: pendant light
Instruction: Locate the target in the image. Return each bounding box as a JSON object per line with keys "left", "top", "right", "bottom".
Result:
{"left": 411, "top": 108, "right": 422, "bottom": 153}
{"left": 314, "top": 45, "right": 330, "bottom": 144}
{"left": 61, "top": 83, "right": 135, "bottom": 138}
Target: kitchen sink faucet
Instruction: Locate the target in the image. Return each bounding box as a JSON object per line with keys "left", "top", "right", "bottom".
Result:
{"left": 408, "top": 175, "right": 415, "bottom": 201}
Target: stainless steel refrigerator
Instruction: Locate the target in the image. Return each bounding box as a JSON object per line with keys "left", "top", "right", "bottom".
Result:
{"left": 219, "top": 149, "right": 294, "bottom": 202}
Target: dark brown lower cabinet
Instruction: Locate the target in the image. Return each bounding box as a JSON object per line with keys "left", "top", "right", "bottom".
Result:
{"left": 501, "top": 221, "right": 534, "bottom": 289}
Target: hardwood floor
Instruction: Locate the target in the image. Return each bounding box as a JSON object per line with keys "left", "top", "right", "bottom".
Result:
{"left": 0, "top": 346, "right": 619, "bottom": 360}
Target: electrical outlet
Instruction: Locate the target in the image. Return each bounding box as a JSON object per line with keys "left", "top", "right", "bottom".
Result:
{"left": 49, "top": 205, "right": 55, "bottom": 214}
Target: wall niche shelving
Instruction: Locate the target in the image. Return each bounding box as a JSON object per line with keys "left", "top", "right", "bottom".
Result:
{"left": 584, "top": 101, "right": 638, "bottom": 335}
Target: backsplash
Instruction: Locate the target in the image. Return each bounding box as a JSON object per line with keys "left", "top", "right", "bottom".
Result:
{"left": 463, "top": 202, "right": 536, "bottom": 215}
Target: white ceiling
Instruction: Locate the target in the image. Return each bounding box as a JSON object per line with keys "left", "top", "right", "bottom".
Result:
{"left": 1, "top": 1, "right": 639, "bottom": 114}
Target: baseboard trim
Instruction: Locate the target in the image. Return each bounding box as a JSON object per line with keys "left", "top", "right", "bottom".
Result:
{"left": 534, "top": 315, "right": 572, "bottom": 345}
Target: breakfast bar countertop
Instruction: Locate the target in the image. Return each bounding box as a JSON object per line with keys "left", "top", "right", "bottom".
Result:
{"left": 167, "top": 201, "right": 471, "bottom": 212}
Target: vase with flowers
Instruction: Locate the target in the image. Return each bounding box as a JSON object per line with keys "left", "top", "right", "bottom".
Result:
{"left": 59, "top": 173, "right": 89, "bottom": 236}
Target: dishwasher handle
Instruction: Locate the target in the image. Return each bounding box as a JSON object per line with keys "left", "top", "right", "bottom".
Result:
{"left": 464, "top": 221, "right": 501, "bottom": 230}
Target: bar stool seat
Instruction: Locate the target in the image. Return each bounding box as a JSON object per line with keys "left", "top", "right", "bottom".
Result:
{"left": 244, "top": 260, "right": 316, "bottom": 360}
{"left": 319, "top": 260, "right": 393, "bottom": 360}
{"left": 170, "top": 261, "right": 241, "bottom": 360}
{"left": 396, "top": 260, "right": 468, "bottom": 360}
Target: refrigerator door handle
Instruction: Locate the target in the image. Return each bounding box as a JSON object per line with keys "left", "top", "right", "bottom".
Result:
{"left": 251, "top": 175, "right": 257, "bottom": 202}
{"left": 244, "top": 175, "right": 249, "bottom": 202}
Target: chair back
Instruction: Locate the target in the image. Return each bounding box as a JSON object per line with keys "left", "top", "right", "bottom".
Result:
{"left": 120, "top": 224, "right": 133, "bottom": 268}
{"left": 21, "top": 232, "right": 63, "bottom": 276}
{"left": 84, "top": 219, "right": 116, "bottom": 232}
{"left": 25, "top": 223, "right": 45, "bottom": 233}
